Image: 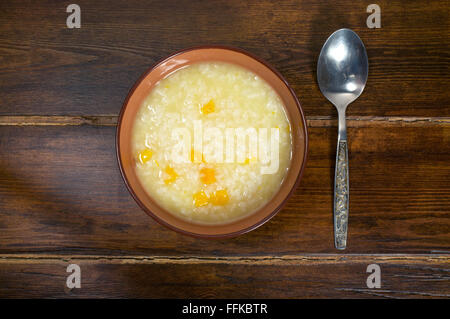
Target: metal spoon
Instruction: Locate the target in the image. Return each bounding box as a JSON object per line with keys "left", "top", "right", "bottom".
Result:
{"left": 317, "top": 28, "right": 368, "bottom": 250}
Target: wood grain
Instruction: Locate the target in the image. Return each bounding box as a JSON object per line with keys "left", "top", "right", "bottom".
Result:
{"left": 0, "top": 0, "right": 448, "bottom": 116}
{"left": 0, "top": 0, "right": 449, "bottom": 298}
{"left": 1, "top": 115, "right": 449, "bottom": 127}
{"left": 0, "top": 115, "right": 117, "bottom": 126}
{"left": 0, "top": 125, "right": 448, "bottom": 256}
{"left": 0, "top": 255, "right": 448, "bottom": 298}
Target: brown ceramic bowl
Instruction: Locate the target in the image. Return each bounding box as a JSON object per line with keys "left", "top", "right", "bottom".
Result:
{"left": 117, "top": 46, "right": 308, "bottom": 238}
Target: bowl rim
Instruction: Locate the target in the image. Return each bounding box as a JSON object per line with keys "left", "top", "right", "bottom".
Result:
{"left": 116, "top": 45, "right": 308, "bottom": 239}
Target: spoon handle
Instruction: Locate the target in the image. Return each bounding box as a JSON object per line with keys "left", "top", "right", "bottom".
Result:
{"left": 334, "top": 136, "right": 349, "bottom": 250}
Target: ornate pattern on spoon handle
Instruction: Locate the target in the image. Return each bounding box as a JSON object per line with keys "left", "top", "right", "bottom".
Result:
{"left": 334, "top": 140, "right": 349, "bottom": 250}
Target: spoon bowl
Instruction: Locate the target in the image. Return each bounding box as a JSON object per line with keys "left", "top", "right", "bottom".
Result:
{"left": 317, "top": 29, "right": 368, "bottom": 250}
{"left": 318, "top": 29, "right": 368, "bottom": 110}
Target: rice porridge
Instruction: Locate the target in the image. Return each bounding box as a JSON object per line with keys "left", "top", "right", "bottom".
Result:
{"left": 132, "top": 62, "right": 292, "bottom": 224}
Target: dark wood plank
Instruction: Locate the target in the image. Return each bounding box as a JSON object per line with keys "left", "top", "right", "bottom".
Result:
{"left": 0, "top": 124, "right": 448, "bottom": 255}
{"left": 0, "top": 255, "right": 448, "bottom": 298}
{"left": 0, "top": 0, "right": 448, "bottom": 116}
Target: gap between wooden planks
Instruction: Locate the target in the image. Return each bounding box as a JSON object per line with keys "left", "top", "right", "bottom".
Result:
{"left": 0, "top": 115, "right": 449, "bottom": 127}
{"left": 0, "top": 254, "right": 448, "bottom": 265}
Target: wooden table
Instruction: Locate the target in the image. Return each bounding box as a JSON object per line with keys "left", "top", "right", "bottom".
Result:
{"left": 0, "top": 0, "right": 448, "bottom": 298}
